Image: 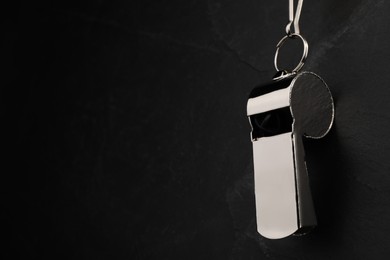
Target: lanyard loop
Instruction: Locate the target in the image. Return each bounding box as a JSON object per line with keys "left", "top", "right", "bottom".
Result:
{"left": 285, "top": 0, "right": 304, "bottom": 36}
{"left": 274, "top": 33, "right": 308, "bottom": 73}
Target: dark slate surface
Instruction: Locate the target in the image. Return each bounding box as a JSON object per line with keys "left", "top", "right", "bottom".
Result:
{"left": 5, "top": 0, "right": 390, "bottom": 259}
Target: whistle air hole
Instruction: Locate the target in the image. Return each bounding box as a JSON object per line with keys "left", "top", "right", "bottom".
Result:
{"left": 250, "top": 107, "right": 293, "bottom": 139}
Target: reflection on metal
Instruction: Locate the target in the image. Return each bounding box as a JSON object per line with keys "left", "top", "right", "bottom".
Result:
{"left": 247, "top": 71, "right": 334, "bottom": 239}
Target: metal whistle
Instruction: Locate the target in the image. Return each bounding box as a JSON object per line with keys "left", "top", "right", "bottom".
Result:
{"left": 247, "top": 71, "right": 334, "bottom": 239}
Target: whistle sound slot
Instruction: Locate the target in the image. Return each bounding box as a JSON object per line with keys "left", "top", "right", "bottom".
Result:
{"left": 249, "top": 107, "right": 293, "bottom": 140}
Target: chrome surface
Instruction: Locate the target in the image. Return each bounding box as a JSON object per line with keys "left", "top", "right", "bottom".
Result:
{"left": 247, "top": 87, "right": 290, "bottom": 116}
{"left": 253, "top": 132, "right": 298, "bottom": 239}
{"left": 247, "top": 72, "right": 334, "bottom": 239}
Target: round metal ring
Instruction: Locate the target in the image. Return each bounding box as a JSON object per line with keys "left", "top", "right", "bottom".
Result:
{"left": 274, "top": 33, "right": 309, "bottom": 73}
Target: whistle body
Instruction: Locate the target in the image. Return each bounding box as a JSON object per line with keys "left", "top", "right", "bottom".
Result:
{"left": 247, "top": 72, "right": 334, "bottom": 239}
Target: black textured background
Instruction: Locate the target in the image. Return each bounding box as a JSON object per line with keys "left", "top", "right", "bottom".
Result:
{"left": 4, "top": 0, "right": 390, "bottom": 259}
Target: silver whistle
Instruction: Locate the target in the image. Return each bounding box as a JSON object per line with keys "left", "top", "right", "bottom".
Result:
{"left": 247, "top": 71, "right": 334, "bottom": 239}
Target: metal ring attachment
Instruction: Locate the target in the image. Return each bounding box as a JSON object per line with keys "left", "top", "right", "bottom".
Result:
{"left": 274, "top": 33, "right": 309, "bottom": 73}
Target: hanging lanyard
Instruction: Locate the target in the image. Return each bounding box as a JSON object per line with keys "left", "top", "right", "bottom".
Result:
{"left": 274, "top": 0, "right": 308, "bottom": 73}
{"left": 286, "top": 0, "right": 304, "bottom": 36}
